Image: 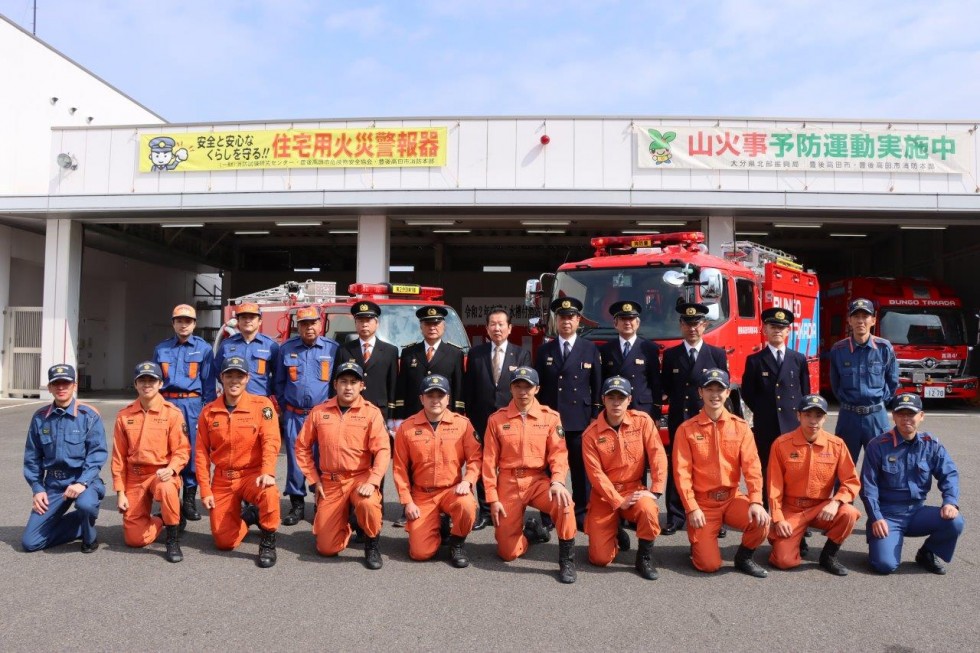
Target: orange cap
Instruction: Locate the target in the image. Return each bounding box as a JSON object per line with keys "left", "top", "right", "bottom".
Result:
{"left": 295, "top": 306, "right": 320, "bottom": 322}
{"left": 172, "top": 304, "right": 197, "bottom": 320}
{"left": 235, "top": 302, "right": 261, "bottom": 316}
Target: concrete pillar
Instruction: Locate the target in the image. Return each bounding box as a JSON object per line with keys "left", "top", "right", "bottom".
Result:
{"left": 0, "top": 225, "right": 10, "bottom": 396}
{"left": 40, "top": 219, "right": 83, "bottom": 391}
{"left": 356, "top": 214, "right": 390, "bottom": 283}
{"left": 106, "top": 280, "right": 126, "bottom": 389}
{"left": 703, "top": 215, "right": 735, "bottom": 257}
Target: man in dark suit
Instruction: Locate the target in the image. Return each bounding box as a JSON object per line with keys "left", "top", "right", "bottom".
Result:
{"left": 535, "top": 297, "right": 602, "bottom": 532}
{"left": 660, "top": 302, "right": 728, "bottom": 535}
{"left": 465, "top": 306, "right": 531, "bottom": 530}
{"left": 335, "top": 301, "right": 399, "bottom": 423}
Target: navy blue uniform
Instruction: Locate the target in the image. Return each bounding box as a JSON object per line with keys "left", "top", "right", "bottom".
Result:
{"left": 599, "top": 338, "right": 662, "bottom": 418}
{"left": 214, "top": 332, "right": 279, "bottom": 397}
{"left": 860, "top": 428, "right": 964, "bottom": 574}
{"left": 396, "top": 341, "right": 465, "bottom": 418}
{"left": 22, "top": 400, "right": 108, "bottom": 551}
{"left": 336, "top": 337, "right": 399, "bottom": 420}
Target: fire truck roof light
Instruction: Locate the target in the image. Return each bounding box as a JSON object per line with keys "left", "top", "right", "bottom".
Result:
{"left": 348, "top": 283, "right": 445, "bottom": 300}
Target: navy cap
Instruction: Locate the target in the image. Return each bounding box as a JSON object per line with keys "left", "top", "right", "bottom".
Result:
{"left": 602, "top": 376, "right": 633, "bottom": 396}
{"left": 892, "top": 393, "right": 924, "bottom": 413}
{"left": 352, "top": 301, "right": 381, "bottom": 318}
{"left": 609, "top": 301, "right": 642, "bottom": 318}
{"left": 133, "top": 361, "right": 163, "bottom": 381}
{"left": 848, "top": 298, "right": 875, "bottom": 316}
{"left": 510, "top": 366, "right": 540, "bottom": 386}
{"left": 221, "top": 356, "right": 249, "bottom": 375}
{"left": 417, "top": 305, "right": 448, "bottom": 322}
{"left": 48, "top": 364, "right": 76, "bottom": 383}
{"left": 149, "top": 136, "right": 175, "bottom": 151}
{"left": 420, "top": 374, "right": 451, "bottom": 394}
{"left": 550, "top": 297, "right": 583, "bottom": 315}
{"left": 335, "top": 361, "right": 365, "bottom": 380}
{"left": 699, "top": 368, "right": 730, "bottom": 388}
{"left": 677, "top": 302, "right": 709, "bottom": 322}
{"left": 762, "top": 307, "right": 794, "bottom": 326}
{"left": 797, "top": 394, "right": 828, "bottom": 413}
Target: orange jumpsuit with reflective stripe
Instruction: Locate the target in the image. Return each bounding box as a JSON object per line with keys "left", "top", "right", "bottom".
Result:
{"left": 673, "top": 408, "right": 768, "bottom": 572}
{"left": 767, "top": 427, "right": 861, "bottom": 569}
{"left": 296, "top": 395, "right": 390, "bottom": 556}
{"left": 394, "top": 409, "right": 481, "bottom": 561}
{"left": 483, "top": 399, "right": 575, "bottom": 561}
{"left": 195, "top": 392, "right": 281, "bottom": 550}
{"left": 582, "top": 409, "right": 667, "bottom": 566}
{"left": 111, "top": 395, "right": 189, "bottom": 546}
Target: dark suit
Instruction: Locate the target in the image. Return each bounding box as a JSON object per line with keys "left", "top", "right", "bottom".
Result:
{"left": 535, "top": 337, "right": 602, "bottom": 528}
{"left": 741, "top": 346, "right": 810, "bottom": 501}
{"left": 396, "top": 341, "right": 465, "bottom": 418}
{"left": 465, "top": 340, "right": 531, "bottom": 518}
{"left": 335, "top": 337, "right": 398, "bottom": 420}
{"left": 661, "top": 342, "right": 728, "bottom": 527}
{"left": 599, "top": 338, "right": 662, "bottom": 418}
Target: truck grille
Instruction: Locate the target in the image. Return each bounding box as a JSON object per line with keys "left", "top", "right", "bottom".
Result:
{"left": 897, "top": 357, "right": 963, "bottom": 383}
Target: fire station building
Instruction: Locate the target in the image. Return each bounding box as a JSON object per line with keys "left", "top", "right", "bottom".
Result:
{"left": 2, "top": 14, "right": 980, "bottom": 396}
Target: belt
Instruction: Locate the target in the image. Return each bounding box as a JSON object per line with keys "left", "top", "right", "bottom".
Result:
{"left": 840, "top": 403, "right": 883, "bottom": 415}
{"left": 162, "top": 391, "right": 200, "bottom": 399}
{"left": 414, "top": 485, "right": 452, "bottom": 493}
{"left": 696, "top": 488, "right": 735, "bottom": 502}
{"left": 286, "top": 404, "right": 310, "bottom": 416}
{"left": 787, "top": 496, "right": 823, "bottom": 508}
{"left": 47, "top": 469, "right": 70, "bottom": 480}
{"left": 612, "top": 480, "right": 642, "bottom": 492}
{"left": 503, "top": 467, "right": 545, "bottom": 479}
{"left": 130, "top": 464, "right": 164, "bottom": 476}
{"left": 321, "top": 470, "right": 367, "bottom": 482}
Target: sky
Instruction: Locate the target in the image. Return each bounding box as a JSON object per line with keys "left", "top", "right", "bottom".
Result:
{"left": 2, "top": 0, "right": 979, "bottom": 124}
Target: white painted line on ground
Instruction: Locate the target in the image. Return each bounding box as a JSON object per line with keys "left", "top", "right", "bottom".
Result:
{"left": 0, "top": 400, "right": 47, "bottom": 411}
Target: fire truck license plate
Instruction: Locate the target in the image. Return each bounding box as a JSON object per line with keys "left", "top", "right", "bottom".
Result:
{"left": 924, "top": 387, "right": 945, "bottom": 398}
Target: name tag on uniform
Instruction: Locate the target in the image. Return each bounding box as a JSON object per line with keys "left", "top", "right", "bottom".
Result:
{"left": 672, "top": 369, "right": 679, "bottom": 373}
{"left": 636, "top": 359, "right": 644, "bottom": 365}
{"left": 843, "top": 361, "right": 852, "bottom": 367}
{"left": 546, "top": 357, "right": 554, "bottom": 366}
{"left": 583, "top": 363, "right": 592, "bottom": 369}
{"left": 694, "top": 435, "right": 704, "bottom": 441}
{"left": 789, "top": 451, "right": 800, "bottom": 459}
{"left": 290, "top": 353, "right": 298, "bottom": 358}
{"left": 762, "top": 372, "right": 769, "bottom": 377}
{"left": 598, "top": 437, "right": 607, "bottom": 443}
{"left": 415, "top": 429, "right": 423, "bottom": 435}
{"left": 502, "top": 424, "right": 510, "bottom": 430}
{"left": 888, "top": 455, "right": 897, "bottom": 462}
{"left": 410, "top": 359, "right": 418, "bottom": 367}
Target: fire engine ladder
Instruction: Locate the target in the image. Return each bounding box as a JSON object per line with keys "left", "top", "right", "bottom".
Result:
{"left": 721, "top": 241, "right": 802, "bottom": 276}
{"left": 230, "top": 280, "right": 343, "bottom": 305}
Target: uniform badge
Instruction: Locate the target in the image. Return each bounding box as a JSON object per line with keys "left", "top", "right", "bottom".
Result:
{"left": 212, "top": 421, "right": 220, "bottom": 428}
{"left": 673, "top": 369, "right": 679, "bottom": 373}
{"left": 323, "top": 414, "right": 330, "bottom": 420}
{"left": 183, "top": 423, "right": 190, "bottom": 434}
{"left": 411, "top": 359, "right": 418, "bottom": 368}
{"left": 789, "top": 451, "right": 800, "bottom": 459}
{"left": 42, "top": 428, "right": 50, "bottom": 434}
{"left": 694, "top": 434, "right": 704, "bottom": 441}
{"left": 762, "top": 372, "right": 769, "bottom": 377}
{"left": 556, "top": 426, "right": 565, "bottom": 439}
{"left": 290, "top": 353, "right": 298, "bottom": 358}
{"left": 583, "top": 363, "right": 592, "bottom": 369}
{"left": 888, "top": 455, "right": 897, "bottom": 462}
{"left": 597, "top": 436, "right": 607, "bottom": 444}
{"left": 262, "top": 407, "right": 273, "bottom": 420}
{"left": 502, "top": 423, "right": 510, "bottom": 430}
{"left": 126, "top": 419, "right": 135, "bottom": 425}
{"left": 636, "top": 359, "right": 644, "bottom": 365}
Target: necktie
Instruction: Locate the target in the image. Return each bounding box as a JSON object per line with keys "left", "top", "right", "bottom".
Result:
{"left": 563, "top": 340, "right": 571, "bottom": 361}
{"left": 776, "top": 349, "right": 783, "bottom": 367}
{"left": 363, "top": 342, "right": 371, "bottom": 362}
{"left": 492, "top": 347, "right": 503, "bottom": 384}
{"left": 623, "top": 341, "right": 631, "bottom": 358}
{"left": 689, "top": 347, "right": 697, "bottom": 367}
{"left": 426, "top": 346, "right": 434, "bottom": 362}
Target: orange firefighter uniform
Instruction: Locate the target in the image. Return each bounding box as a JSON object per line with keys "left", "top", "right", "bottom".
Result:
{"left": 483, "top": 399, "right": 576, "bottom": 561}
{"left": 767, "top": 427, "right": 861, "bottom": 569}
{"left": 582, "top": 409, "right": 668, "bottom": 566}
{"left": 295, "top": 395, "right": 390, "bottom": 556}
{"left": 111, "top": 395, "right": 189, "bottom": 546}
{"left": 195, "top": 392, "right": 281, "bottom": 549}
{"left": 393, "top": 409, "right": 481, "bottom": 561}
{"left": 673, "top": 407, "right": 769, "bottom": 572}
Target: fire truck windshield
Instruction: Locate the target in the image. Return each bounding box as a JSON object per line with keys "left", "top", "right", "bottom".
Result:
{"left": 878, "top": 308, "right": 968, "bottom": 347}
{"left": 552, "top": 267, "right": 696, "bottom": 341}
{"left": 325, "top": 304, "right": 470, "bottom": 354}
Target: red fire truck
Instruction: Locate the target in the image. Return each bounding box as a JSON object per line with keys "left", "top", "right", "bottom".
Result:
{"left": 820, "top": 277, "right": 977, "bottom": 401}
{"left": 525, "top": 232, "right": 820, "bottom": 420}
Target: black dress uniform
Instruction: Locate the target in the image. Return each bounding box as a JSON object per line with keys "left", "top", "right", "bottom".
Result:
{"left": 396, "top": 306, "right": 465, "bottom": 418}
{"left": 598, "top": 301, "right": 662, "bottom": 418}
{"left": 535, "top": 298, "right": 602, "bottom": 529}
{"left": 334, "top": 302, "right": 399, "bottom": 420}
{"left": 661, "top": 302, "right": 728, "bottom": 531}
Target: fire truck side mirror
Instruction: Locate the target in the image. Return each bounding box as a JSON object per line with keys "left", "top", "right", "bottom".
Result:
{"left": 663, "top": 270, "right": 686, "bottom": 287}
{"left": 699, "top": 268, "right": 724, "bottom": 303}
{"left": 525, "top": 279, "right": 542, "bottom": 307}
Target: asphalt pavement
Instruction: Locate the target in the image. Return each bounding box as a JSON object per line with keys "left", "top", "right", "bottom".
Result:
{"left": 0, "top": 396, "right": 977, "bottom": 652}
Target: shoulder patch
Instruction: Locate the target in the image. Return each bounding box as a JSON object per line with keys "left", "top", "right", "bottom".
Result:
{"left": 262, "top": 406, "right": 273, "bottom": 420}
{"left": 182, "top": 421, "right": 189, "bottom": 434}
{"left": 472, "top": 430, "right": 482, "bottom": 444}
{"left": 556, "top": 425, "right": 565, "bottom": 439}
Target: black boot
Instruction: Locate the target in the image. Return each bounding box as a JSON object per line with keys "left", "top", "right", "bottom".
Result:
{"left": 448, "top": 534, "right": 469, "bottom": 568}
{"left": 164, "top": 525, "right": 183, "bottom": 563}
{"left": 635, "top": 538, "right": 659, "bottom": 580}
{"left": 364, "top": 536, "right": 383, "bottom": 570}
{"left": 799, "top": 536, "right": 810, "bottom": 557}
{"left": 182, "top": 486, "right": 201, "bottom": 521}
{"left": 734, "top": 545, "right": 768, "bottom": 578}
{"left": 440, "top": 514, "right": 452, "bottom": 545}
{"left": 558, "top": 539, "right": 577, "bottom": 584}
{"left": 523, "top": 517, "right": 551, "bottom": 544}
{"left": 718, "top": 527, "right": 727, "bottom": 539}
{"left": 257, "top": 529, "right": 277, "bottom": 568}
{"left": 617, "top": 525, "right": 631, "bottom": 552}
{"left": 282, "top": 496, "right": 305, "bottom": 526}
{"left": 242, "top": 502, "right": 259, "bottom": 528}
{"left": 819, "top": 540, "right": 848, "bottom": 576}
{"left": 915, "top": 546, "right": 948, "bottom": 575}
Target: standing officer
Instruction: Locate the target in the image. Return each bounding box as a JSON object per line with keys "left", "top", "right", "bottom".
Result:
{"left": 483, "top": 367, "right": 578, "bottom": 583}
{"left": 295, "top": 362, "right": 391, "bottom": 569}
{"left": 111, "top": 361, "right": 190, "bottom": 563}
{"left": 829, "top": 298, "right": 899, "bottom": 464}
{"left": 274, "top": 305, "right": 340, "bottom": 526}
{"left": 660, "top": 302, "right": 728, "bottom": 535}
{"left": 153, "top": 303, "right": 216, "bottom": 523}
{"left": 673, "top": 369, "right": 770, "bottom": 577}
{"left": 196, "top": 356, "right": 281, "bottom": 568}
{"left": 599, "top": 301, "right": 662, "bottom": 418}
{"left": 214, "top": 302, "right": 279, "bottom": 400}
{"left": 335, "top": 301, "right": 398, "bottom": 425}
{"left": 582, "top": 377, "right": 668, "bottom": 580}
{"left": 393, "top": 374, "right": 481, "bottom": 567}
{"left": 742, "top": 307, "right": 810, "bottom": 502}
{"left": 22, "top": 364, "right": 107, "bottom": 553}
{"left": 535, "top": 297, "right": 601, "bottom": 533}
{"left": 464, "top": 306, "right": 531, "bottom": 530}
{"left": 767, "top": 395, "right": 861, "bottom": 576}
{"left": 861, "top": 394, "right": 964, "bottom": 575}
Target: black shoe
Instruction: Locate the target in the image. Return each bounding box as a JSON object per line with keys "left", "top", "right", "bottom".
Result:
{"left": 182, "top": 486, "right": 201, "bottom": 521}
{"left": 734, "top": 545, "right": 768, "bottom": 578}
{"left": 915, "top": 547, "right": 947, "bottom": 575}
{"left": 558, "top": 539, "right": 577, "bottom": 584}
{"left": 799, "top": 537, "right": 810, "bottom": 558}
{"left": 364, "top": 537, "right": 383, "bottom": 570}
{"left": 523, "top": 517, "right": 551, "bottom": 545}
{"left": 81, "top": 539, "right": 99, "bottom": 554}
{"left": 635, "top": 539, "right": 659, "bottom": 580}
{"left": 472, "top": 513, "right": 491, "bottom": 531}
{"left": 353, "top": 528, "right": 366, "bottom": 545}
{"left": 448, "top": 535, "right": 469, "bottom": 568}
{"left": 805, "top": 528, "right": 813, "bottom": 538}
{"left": 393, "top": 509, "right": 407, "bottom": 528}
{"left": 617, "top": 526, "right": 631, "bottom": 552}
{"left": 819, "top": 540, "right": 848, "bottom": 576}
{"left": 164, "top": 525, "right": 183, "bottom": 563}
{"left": 241, "top": 503, "right": 259, "bottom": 528}
{"left": 661, "top": 522, "right": 678, "bottom": 536}
{"left": 257, "top": 529, "right": 277, "bottom": 568}
{"left": 718, "top": 527, "right": 728, "bottom": 539}
{"left": 440, "top": 514, "right": 452, "bottom": 545}
{"left": 282, "top": 496, "right": 305, "bottom": 526}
